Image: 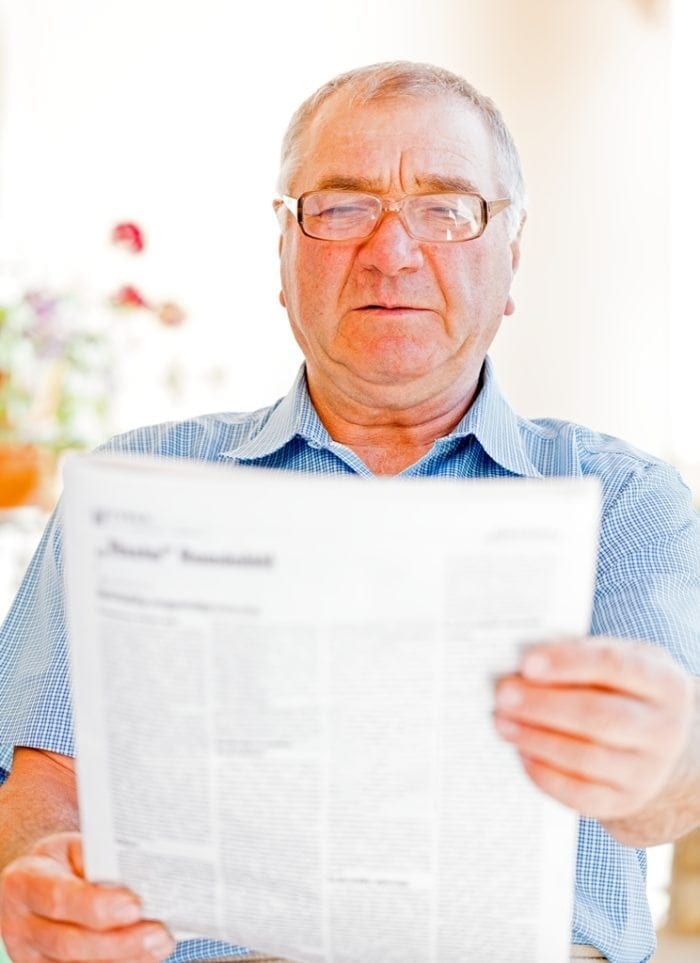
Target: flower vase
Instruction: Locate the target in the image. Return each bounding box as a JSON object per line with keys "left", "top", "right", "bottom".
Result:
{"left": 0, "top": 443, "right": 55, "bottom": 509}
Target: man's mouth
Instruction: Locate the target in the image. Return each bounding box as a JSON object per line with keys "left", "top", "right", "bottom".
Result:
{"left": 359, "top": 304, "right": 424, "bottom": 312}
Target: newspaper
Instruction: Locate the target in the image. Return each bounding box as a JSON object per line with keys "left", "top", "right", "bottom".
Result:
{"left": 63, "top": 453, "right": 600, "bottom": 963}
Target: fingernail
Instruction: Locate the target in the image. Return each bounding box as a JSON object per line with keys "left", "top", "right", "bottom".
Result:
{"left": 112, "top": 898, "right": 141, "bottom": 924}
{"left": 496, "top": 684, "right": 522, "bottom": 708}
{"left": 523, "top": 653, "right": 550, "bottom": 679}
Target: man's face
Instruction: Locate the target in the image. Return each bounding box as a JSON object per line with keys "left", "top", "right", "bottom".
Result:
{"left": 278, "top": 92, "right": 521, "bottom": 410}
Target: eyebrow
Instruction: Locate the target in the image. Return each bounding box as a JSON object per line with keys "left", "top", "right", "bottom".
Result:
{"left": 312, "top": 174, "right": 482, "bottom": 194}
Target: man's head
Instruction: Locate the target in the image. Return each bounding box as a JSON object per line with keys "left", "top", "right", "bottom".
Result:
{"left": 278, "top": 62, "right": 526, "bottom": 241}
{"left": 275, "top": 62, "right": 527, "bottom": 418}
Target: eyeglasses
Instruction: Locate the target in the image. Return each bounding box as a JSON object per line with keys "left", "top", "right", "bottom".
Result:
{"left": 279, "top": 190, "right": 511, "bottom": 243}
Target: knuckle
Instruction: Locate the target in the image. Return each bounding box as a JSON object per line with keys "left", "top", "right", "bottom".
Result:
{"left": 620, "top": 685, "right": 646, "bottom": 729}
{"left": 0, "top": 858, "right": 33, "bottom": 909}
{"left": 0, "top": 864, "right": 16, "bottom": 902}
{"left": 44, "top": 873, "right": 69, "bottom": 918}
{"left": 574, "top": 691, "right": 619, "bottom": 733}
{"left": 597, "top": 640, "right": 628, "bottom": 677}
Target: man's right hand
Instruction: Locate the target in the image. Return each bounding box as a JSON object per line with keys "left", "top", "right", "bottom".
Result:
{"left": 0, "top": 832, "right": 176, "bottom": 962}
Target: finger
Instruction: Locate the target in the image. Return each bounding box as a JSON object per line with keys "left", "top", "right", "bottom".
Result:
{"left": 494, "top": 716, "right": 643, "bottom": 789}
{"left": 518, "top": 753, "right": 637, "bottom": 821}
{"left": 7, "top": 946, "right": 172, "bottom": 963}
{"left": 494, "top": 679, "right": 653, "bottom": 749}
{"left": 1, "top": 947, "right": 163, "bottom": 963}
{"left": 4, "top": 855, "right": 142, "bottom": 930}
{"left": 62, "top": 956, "right": 173, "bottom": 963}
{"left": 519, "top": 638, "right": 687, "bottom": 703}
{"left": 26, "top": 914, "right": 176, "bottom": 961}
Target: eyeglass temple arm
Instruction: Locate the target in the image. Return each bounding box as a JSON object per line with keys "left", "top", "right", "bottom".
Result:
{"left": 280, "top": 195, "right": 300, "bottom": 219}
{"left": 486, "top": 198, "right": 511, "bottom": 217}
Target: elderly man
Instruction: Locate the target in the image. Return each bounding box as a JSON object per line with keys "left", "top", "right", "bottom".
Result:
{"left": 0, "top": 61, "right": 698, "bottom": 963}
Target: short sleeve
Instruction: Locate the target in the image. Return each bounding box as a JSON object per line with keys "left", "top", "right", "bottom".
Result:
{"left": 0, "top": 504, "right": 75, "bottom": 763}
{"left": 592, "top": 459, "right": 700, "bottom": 673}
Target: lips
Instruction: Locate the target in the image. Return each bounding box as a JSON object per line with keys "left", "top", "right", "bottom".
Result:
{"left": 359, "top": 304, "right": 425, "bottom": 311}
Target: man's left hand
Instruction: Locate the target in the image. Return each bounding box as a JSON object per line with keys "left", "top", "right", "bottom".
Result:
{"left": 494, "top": 637, "right": 698, "bottom": 840}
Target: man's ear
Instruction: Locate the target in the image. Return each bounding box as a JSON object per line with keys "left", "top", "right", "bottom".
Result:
{"left": 278, "top": 231, "right": 287, "bottom": 308}
{"left": 503, "top": 212, "right": 526, "bottom": 317}
{"left": 510, "top": 210, "right": 527, "bottom": 274}
{"left": 273, "top": 199, "right": 287, "bottom": 305}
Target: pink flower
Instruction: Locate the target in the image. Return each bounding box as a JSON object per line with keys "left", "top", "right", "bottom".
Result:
{"left": 111, "top": 285, "right": 149, "bottom": 309}
{"left": 111, "top": 222, "right": 145, "bottom": 254}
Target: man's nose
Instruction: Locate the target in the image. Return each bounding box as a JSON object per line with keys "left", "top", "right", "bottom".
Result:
{"left": 355, "top": 211, "right": 425, "bottom": 275}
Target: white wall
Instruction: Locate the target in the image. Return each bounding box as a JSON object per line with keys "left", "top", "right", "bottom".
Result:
{"left": 0, "top": 0, "right": 686, "bottom": 475}
{"left": 669, "top": 0, "right": 700, "bottom": 478}
{"left": 483, "top": 1, "right": 670, "bottom": 456}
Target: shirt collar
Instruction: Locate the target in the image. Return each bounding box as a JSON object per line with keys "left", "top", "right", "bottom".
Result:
{"left": 218, "top": 365, "right": 332, "bottom": 461}
{"left": 448, "top": 356, "right": 542, "bottom": 478}
{"left": 219, "top": 357, "right": 542, "bottom": 478}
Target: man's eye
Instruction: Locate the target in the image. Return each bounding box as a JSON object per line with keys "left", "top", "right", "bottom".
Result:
{"left": 316, "top": 204, "right": 369, "bottom": 220}
{"left": 429, "top": 206, "right": 460, "bottom": 219}
{"left": 424, "top": 205, "right": 473, "bottom": 224}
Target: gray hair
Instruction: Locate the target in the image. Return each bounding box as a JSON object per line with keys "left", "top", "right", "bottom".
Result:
{"left": 278, "top": 61, "right": 526, "bottom": 240}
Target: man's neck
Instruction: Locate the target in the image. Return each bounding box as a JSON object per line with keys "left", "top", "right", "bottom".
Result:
{"left": 305, "top": 369, "right": 480, "bottom": 475}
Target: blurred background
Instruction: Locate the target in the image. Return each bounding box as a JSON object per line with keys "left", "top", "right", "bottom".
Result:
{"left": 0, "top": 0, "right": 698, "bottom": 958}
{"left": 0, "top": 0, "right": 697, "bottom": 483}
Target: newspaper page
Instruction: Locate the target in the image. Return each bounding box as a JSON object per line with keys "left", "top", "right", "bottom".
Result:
{"left": 63, "top": 453, "right": 600, "bottom": 963}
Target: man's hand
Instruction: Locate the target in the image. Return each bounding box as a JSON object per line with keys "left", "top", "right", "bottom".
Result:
{"left": 493, "top": 637, "right": 699, "bottom": 843}
{"left": 0, "top": 832, "right": 176, "bottom": 962}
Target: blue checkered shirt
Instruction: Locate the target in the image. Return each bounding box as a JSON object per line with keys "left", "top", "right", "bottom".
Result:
{"left": 1, "top": 358, "right": 698, "bottom": 963}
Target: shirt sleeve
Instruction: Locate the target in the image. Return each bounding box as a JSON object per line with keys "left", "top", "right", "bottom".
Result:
{"left": 0, "top": 504, "right": 75, "bottom": 767}
{"left": 591, "top": 458, "right": 700, "bottom": 673}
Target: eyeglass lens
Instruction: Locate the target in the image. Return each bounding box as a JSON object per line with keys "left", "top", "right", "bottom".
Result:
{"left": 300, "top": 191, "right": 485, "bottom": 241}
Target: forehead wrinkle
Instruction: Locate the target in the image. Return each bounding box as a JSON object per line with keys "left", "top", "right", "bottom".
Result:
{"left": 398, "top": 158, "right": 486, "bottom": 196}
{"left": 314, "top": 175, "right": 384, "bottom": 192}
{"left": 312, "top": 173, "right": 483, "bottom": 196}
{"left": 298, "top": 99, "right": 500, "bottom": 197}
{"left": 413, "top": 174, "right": 482, "bottom": 193}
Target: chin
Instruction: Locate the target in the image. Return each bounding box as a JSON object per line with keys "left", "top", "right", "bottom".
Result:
{"left": 347, "top": 346, "right": 445, "bottom": 387}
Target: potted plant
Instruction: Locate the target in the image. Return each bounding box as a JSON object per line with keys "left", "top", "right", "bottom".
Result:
{"left": 0, "top": 221, "right": 186, "bottom": 510}
{"left": 0, "top": 288, "right": 112, "bottom": 508}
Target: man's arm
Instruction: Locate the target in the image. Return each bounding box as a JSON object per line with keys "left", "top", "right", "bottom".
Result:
{"left": 0, "top": 749, "right": 79, "bottom": 868}
{"left": 0, "top": 747, "right": 175, "bottom": 962}
{"left": 494, "top": 637, "right": 700, "bottom": 847}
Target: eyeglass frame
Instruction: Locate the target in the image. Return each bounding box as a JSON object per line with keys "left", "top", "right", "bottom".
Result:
{"left": 278, "top": 190, "right": 511, "bottom": 243}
